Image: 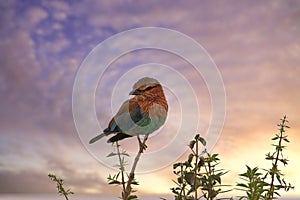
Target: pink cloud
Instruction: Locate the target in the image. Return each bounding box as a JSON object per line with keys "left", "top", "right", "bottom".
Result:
{"left": 26, "top": 7, "right": 48, "bottom": 26}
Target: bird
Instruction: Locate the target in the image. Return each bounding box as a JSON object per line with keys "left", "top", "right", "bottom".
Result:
{"left": 89, "top": 77, "right": 168, "bottom": 144}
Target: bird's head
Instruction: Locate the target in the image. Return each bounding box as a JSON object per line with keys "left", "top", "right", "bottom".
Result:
{"left": 129, "top": 77, "right": 162, "bottom": 97}
{"left": 130, "top": 77, "right": 168, "bottom": 113}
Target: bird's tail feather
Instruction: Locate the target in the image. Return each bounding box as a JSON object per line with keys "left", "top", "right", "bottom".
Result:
{"left": 89, "top": 133, "right": 105, "bottom": 144}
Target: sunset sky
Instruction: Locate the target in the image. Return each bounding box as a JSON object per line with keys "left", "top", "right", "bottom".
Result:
{"left": 1, "top": 0, "right": 300, "bottom": 198}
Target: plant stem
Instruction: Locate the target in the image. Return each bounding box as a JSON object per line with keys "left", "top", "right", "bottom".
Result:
{"left": 123, "top": 135, "right": 148, "bottom": 199}
{"left": 181, "top": 163, "right": 186, "bottom": 198}
{"left": 194, "top": 140, "right": 198, "bottom": 200}
{"left": 116, "top": 141, "right": 126, "bottom": 193}
{"left": 204, "top": 158, "right": 213, "bottom": 200}
{"left": 267, "top": 116, "right": 286, "bottom": 200}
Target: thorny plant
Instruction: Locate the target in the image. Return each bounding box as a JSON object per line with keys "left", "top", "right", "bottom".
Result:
{"left": 170, "top": 134, "right": 231, "bottom": 200}
{"left": 236, "top": 115, "right": 294, "bottom": 200}
{"left": 107, "top": 135, "right": 148, "bottom": 200}
{"left": 48, "top": 173, "right": 74, "bottom": 200}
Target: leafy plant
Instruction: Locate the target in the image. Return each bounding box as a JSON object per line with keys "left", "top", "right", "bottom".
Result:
{"left": 107, "top": 135, "right": 148, "bottom": 200}
{"left": 48, "top": 173, "right": 74, "bottom": 200}
{"left": 171, "top": 134, "right": 231, "bottom": 200}
{"left": 236, "top": 166, "right": 268, "bottom": 200}
{"left": 264, "top": 115, "right": 294, "bottom": 199}
{"left": 236, "top": 115, "right": 294, "bottom": 200}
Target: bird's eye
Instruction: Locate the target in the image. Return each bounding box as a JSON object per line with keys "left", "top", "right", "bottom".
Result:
{"left": 144, "top": 85, "right": 156, "bottom": 91}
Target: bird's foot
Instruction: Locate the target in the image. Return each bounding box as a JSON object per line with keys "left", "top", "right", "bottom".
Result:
{"left": 137, "top": 135, "right": 148, "bottom": 153}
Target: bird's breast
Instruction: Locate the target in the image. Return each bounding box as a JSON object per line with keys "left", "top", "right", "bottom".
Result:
{"left": 115, "top": 102, "right": 167, "bottom": 136}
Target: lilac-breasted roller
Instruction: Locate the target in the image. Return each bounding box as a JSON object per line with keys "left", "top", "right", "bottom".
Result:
{"left": 89, "top": 77, "right": 168, "bottom": 144}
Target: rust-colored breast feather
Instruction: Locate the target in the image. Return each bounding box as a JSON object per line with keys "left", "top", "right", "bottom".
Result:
{"left": 135, "top": 85, "right": 168, "bottom": 113}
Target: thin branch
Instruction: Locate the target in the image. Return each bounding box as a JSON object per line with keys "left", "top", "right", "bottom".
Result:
{"left": 116, "top": 141, "right": 126, "bottom": 193}
{"left": 48, "top": 174, "right": 73, "bottom": 200}
{"left": 267, "top": 116, "right": 286, "bottom": 200}
{"left": 123, "top": 135, "right": 148, "bottom": 199}
{"left": 194, "top": 139, "right": 198, "bottom": 200}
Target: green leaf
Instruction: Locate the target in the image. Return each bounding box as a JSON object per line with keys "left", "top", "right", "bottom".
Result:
{"left": 127, "top": 194, "right": 138, "bottom": 200}
{"left": 107, "top": 152, "right": 117, "bottom": 157}
{"left": 279, "top": 158, "right": 289, "bottom": 166}
{"left": 184, "top": 172, "right": 201, "bottom": 187}
{"left": 276, "top": 174, "right": 282, "bottom": 184}
{"left": 198, "top": 137, "right": 206, "bottom": 146}
{"left": 177, "top": 177, "right": 183, "bottom": 184}
{"left": 184, "top": 161, "right": 192, "bottom": 168}
{"left": 272, "top": 136, "right": 278, "bottom": 140}
{"left": 283, "top": 138, "right": 290, "bottom": 142}
{"left": 131, "top": 181, "right": 139, "bottom": 185}
{"left": 198, "top": 157, "right": 205, "bottom": 167}
{"left": 108, "top": 180, "right": 121, "bottom": 185}
{"left": 189, "top": 140, "right": 196, "bottom": 149}
{"left": 173, "top": 163, "right": 181, "bottom": 170}
{"left": 187, "top": 153, "right": 194, "bottom": 163}
{"left": 214, "top": 174, "right": 221, "bottom": 184}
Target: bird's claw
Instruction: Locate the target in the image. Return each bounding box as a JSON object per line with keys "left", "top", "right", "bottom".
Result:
{"left": 137, "top": 135, "right": 148, "bottom": 153}
{"left": 140, "top": 142, "right": 147, "bottom": 152}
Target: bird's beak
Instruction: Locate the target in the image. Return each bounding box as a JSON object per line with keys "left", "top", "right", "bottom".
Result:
{"left": 129, "top": 89, "right": 141, "bottom": 95}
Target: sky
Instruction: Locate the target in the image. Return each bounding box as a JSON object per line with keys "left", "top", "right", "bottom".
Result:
{"left": 1, "top": 0, "right": 300, "bottom": 198}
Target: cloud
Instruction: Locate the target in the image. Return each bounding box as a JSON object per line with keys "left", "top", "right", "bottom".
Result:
{"left": 0, "top": 125, "right": 118, "bottom": 194}
{"left": 43, "top": 152, "right": 111, "bottom": 194}
{"left": 0, "top": 30, "right": 41, "bottom": 112}
{"left": 44, "top": 37, "right": 71, "bottom": 53}
{"left": 53, "top": 11, "right": 67, "bottom": 21}
{"left": 0, "top": 163, "right": 115, "bottom": 194}
{"left": 42, "top": 0, "right": 69, "bottom": 21}
{"left": 26, "top": 6, "right": 48, "bottom": 26}
{"left": 43, "top": 0, "right": 69, "bottom": 12}
{"left": 0, "top": 170, "right": 54, "bottom": 193}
